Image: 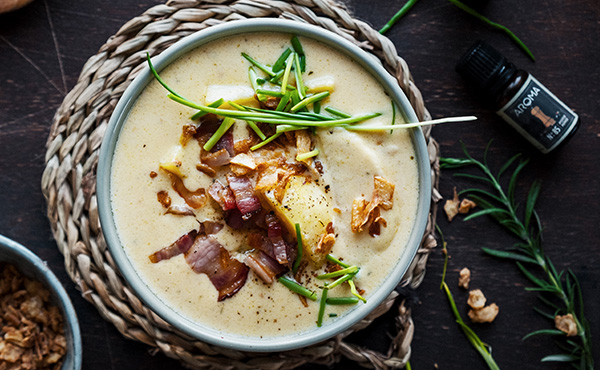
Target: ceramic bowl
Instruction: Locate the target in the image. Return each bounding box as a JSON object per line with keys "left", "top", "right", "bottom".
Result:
{"left": 0, "top": 234, "right": 82, "bottom": 370}
{"left": 98, "top": 18, "right": 431, "bottom": 352}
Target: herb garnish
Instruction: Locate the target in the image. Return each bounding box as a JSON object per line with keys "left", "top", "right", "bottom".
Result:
{"left": 380, "top": 0, "right": 535, "bottom": 61}
{"left": 440, "top": 143, "right": 593, "bottom": 369}
{"left": 437, "top": 225, "right": 500, "bottom": 370}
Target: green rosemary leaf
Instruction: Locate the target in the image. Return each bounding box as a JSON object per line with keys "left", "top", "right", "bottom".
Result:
{"left": 523, "top": 329, "right": 566, "bottom": 341}
{"left": 453, "top": 172, "right": 494, "bottom": 185}
{"left": 463, "top": 207, "right": 511, "bottom": 221}
{"left": 533, "top": 306, "right": 556, "bottom": 320}
{"left": 507, "top": 159, "right": 529, "bottom": 205}
{"left": 459, "top": 188, "right": 505, "bottom": 205}
{"left": 439, "top": 157, "right": 473, "bottom": 169}
{"left": 541, "top": 354, "right": 580, "bottom": 363}
{"left": 481, "top": 247, "right": 538, "bottom": 264}
{"left": 536, "top": 294, "right": 560, "bottom": 310}
{"left": 379, "top": 0, "right": 420, "bottom": 34}
{"left": 447, "top": 0, "right": 535, "bottom": 61}
{"left": 497, "top": 153, "right": 522, "bottom": 178}
{"left": 516, "top": 262, "right": 551, "bottom": 289}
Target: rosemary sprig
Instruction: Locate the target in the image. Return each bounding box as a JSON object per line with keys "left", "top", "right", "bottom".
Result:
{"left": 440, "top": 143, "right": 593, "bottom": 369}
{"left": 437, "top": 225, "right": 500, "bottom": 369}
{"left": 379, "top": 0, "right": 420, "bottom": 34}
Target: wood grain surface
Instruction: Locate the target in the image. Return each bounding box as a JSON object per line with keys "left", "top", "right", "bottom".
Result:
{"left": 1, "top": 1, "right": 598, "bottom": 369}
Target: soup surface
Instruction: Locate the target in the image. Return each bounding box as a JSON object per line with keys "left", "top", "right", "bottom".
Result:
{"left": 111, "top": 32, "right": 419, "bottom": 337}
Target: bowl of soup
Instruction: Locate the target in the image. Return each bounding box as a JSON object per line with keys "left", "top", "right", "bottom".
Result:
{"left": 98, "top": 18, "right": 431, "bottom": 352}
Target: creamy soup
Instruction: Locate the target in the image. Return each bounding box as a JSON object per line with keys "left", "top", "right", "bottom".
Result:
{"left": 110, "top": 32, "right": 419, "bottom": 337}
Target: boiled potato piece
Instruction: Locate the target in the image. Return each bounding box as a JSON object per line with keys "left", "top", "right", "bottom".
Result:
{"left": 305, "top": 75, "right": 335, "bottom": 94}
{"left": 205, "top": 85, "right": 255, "bottom": 107}
{"left": 159, "top": 145, "right": 184, "bottom": 177}
{"left": 259, "top": 176, "right": 333, "bottom": 265}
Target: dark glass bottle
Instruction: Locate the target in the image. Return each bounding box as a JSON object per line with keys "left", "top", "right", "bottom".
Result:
{"left": 456, "top": 40, "right": 579, "bottom": 153}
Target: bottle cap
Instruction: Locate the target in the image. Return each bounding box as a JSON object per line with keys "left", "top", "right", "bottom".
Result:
{"left": 456, "top": 40, "right": 515, "bottom": 99}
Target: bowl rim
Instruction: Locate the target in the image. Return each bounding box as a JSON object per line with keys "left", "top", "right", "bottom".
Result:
{"left": 0, "top": 234, "right": 82, "bottom": 370}
{"left": 97, "top": 18, "right": 431, "bottom": 352}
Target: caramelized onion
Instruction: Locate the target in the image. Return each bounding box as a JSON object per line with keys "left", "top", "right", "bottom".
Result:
{"left": 164, "top": 170, "right": 206, "bottom": 209}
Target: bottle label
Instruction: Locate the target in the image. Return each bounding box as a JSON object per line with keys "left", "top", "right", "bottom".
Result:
{"left": 497, "top": 75, "right": 578, "bottom": 153}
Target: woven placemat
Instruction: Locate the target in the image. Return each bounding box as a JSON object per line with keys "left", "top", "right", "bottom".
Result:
{"left": 41, "top": 0, "right": 441, "bottom": 368}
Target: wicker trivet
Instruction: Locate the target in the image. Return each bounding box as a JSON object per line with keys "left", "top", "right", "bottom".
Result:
{"left": 41, "top": 0, "right": 441, "bottom": 368}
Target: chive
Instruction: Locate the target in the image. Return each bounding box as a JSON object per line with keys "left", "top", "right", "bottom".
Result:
{"left": 269, "top": 69, "right": 285, "bottom": 84}
{"left": 326, "top": 254, "right": 350, "bottom": 268}
{"left": 203, "top": 117, "right": 235, "bottom": 151}
{"left": 379, "top": 0, "right": 420, "bottom": 34}
{"left": 146, "top": 53, "right": 186, "bottom": 100}
{"left": 324, "top": 106, "right": 351, "bottom": 119}
{"left": 190, "top": 98, "right": 224, "bottom": 120}
{"left": 256, "top": 89, "right": 284, "bottom": 98}
{"left": 256, "top": 78, "right": 266, "bottom": 85}
{"left": 448, "top": 0, "right": 535, "bottom": 61}
{"left": 280, "top": 53, "right": 295, "bottom": 94}
{"left": 250, "top": 133, "right": 281, "bottom": 151}
{"left": 390, "top": 100, "right": 396, "bottom": 134}
{"left": 341, "top": 116, "right": 477, "bottom": 131}
{"left": 241, "top": 52, "right": 276, "bottom": 77}
{"left": 317, "top": 285, "right": 328, "bottom": 327}
{"left": 297, "top": 112, "right": 335, "bottom": 120}
{"left": 313, "top": 100, "right": 321, "bottom": 114}
{"left": 296, "top": 149, "right": 320, "bottom": 162}
{"left": 227, "top": 102, "right": 266, "bottom": 140}
{"left": 328, "top": 313, "right": 338, "bottom": 317}
{"left": 242, "top": 106, "right": 322, "bottom": 121}
{"left": 291, "top": 35, "right": 304, "bottom": 57}
{"left": 299, "top": 54, "right": 306, "bottom": 73}
{"left": 290, "top": 89, "right": 301, "bottom": 108}
{"left": 292, "top": 223, "right": 303, "bottom": 274}
{"left": 326, "top": 297, "right": 359, "bottom": 305}
{"left": 168, "top": 94, "right": 381, "bottom": 128}
{"left": 317, "top": 265, "right": 359, "bottom": 279}
{"left": 276, "top": 125, "right": 309, "bottom": 134}
{"left": 290, "top": 91, "right": 330, "bottom": 113}
{"left": 293, "top": 52, "right": 305, "bottom": 100}
{"left": 248, "top": 67, "right": 259, "bottom": 91}
{"left": 348, "top": 279, "right": 367, "bottom": 303}
{"left": 272, "top": 48, "right": 292, "bottom": 72}
{"left": 278, "top": 276, "right": 317, "bottom": 301}
{"left": 276, "top": 91, "right": 292, "bottom": 111}
{"left": 327, "top": 273, "right": 354, "bottom": 290}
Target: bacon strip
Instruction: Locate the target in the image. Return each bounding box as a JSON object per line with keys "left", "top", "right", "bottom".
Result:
{"left": 226, "top": 174, "right": 261, "bottom": 220}
{"left": 165, "top": 170, "right": 207, "bottom": 209}
{"left": 208, "top": 180, "right": 236, "bottom": 211}
{"left": 244, "top": 251, "right": 286, "bottom": 284}
{"left": 149, "top": 230, "right": 198, "bottom": 263}
{"left": 184, "top": 235, "right": 248, "bottom": 301}
{"left": 265, "top": 213, "right": 297, "bottom": 268}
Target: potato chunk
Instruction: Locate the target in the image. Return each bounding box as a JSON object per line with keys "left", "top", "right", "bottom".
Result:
{"left": 205, "top": 85, "right": 256, "bottom": 107}
{"left": 258, "top": 176, "right": 333, "bottom": 265}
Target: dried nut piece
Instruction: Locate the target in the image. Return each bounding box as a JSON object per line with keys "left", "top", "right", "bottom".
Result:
{"left": 459, "top": 198, "right": 477, "bottom": 214}
{"left": 467, "top": 289, "right": 486, "bottom": 309}
{"left": 468, "top": 303, "right": 499, "bottom": 323}
{"left": 443, "top": 187, "right": 460, "bottom": 222}
{"left": 555, "top": 314, "right": 578, "bottom": 336}
{"left": 458, "top": 267, "right": 471, "bottom": 289}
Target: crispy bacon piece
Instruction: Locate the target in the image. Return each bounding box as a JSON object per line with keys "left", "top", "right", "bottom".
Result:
{"left": 226, "top": 174, "right": 262, "bottom": 219}
{"left": 164, "top": 170, "right": 207, "bottom": 209}
{"left": 351, "top": 175, "right": 395, "bottom": 235}
{"left": 202, "top": 148, "right": 231, "bottom": 167}
{"left": 244, "top": 251, "right": 286, "bottom": 284}
{"left": 265, "top": 213, "right": 297, "bottom": 268}
{"left": 198, "top": 220, "right": 224, "bottom": 235}
{"left": 165, "top": 205, "right": 195, "bottom": 217}
{"left": 180, "top": 124, "right": 197, "bottom": 146}
{"left": 208, "top": 180, "right": 236, "bottom": 211}
{"left": 157, "top": 190, "right": 171, "bottom": 208}
{"left": 149, "top": 230, "right": 198, "bottom": 263}
{"left": 184, "top": 235, "right": 248, "bottom": 301}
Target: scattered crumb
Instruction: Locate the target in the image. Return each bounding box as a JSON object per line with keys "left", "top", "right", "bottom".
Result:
{"left": 555, "top": 314, "right": 578, "bottom": 336}
{"left": 458, "top": 267, "right": 471, "bottom": 289}
{"left": 459, "top": 198, "right": 477, "bottom": 214}
{"left": 467, "top": 289, "right": 486, "bottom": 310}
{"left": 443, "top": 187, "right": 460, "bottom": 222}
{"left": 444, "top": 187, "right": 477, "bottom": 221}
{"left": 468, "top": 303, "right": 499, "bottom": 323}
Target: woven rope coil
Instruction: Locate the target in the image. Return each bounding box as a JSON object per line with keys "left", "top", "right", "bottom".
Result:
{"left": 41, "top": 0, "right": 440, "bottom": 368}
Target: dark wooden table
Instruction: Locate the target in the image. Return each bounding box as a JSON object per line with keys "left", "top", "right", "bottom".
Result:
{"left": 1, "top": 0, "right": 598, "bottom": 369}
